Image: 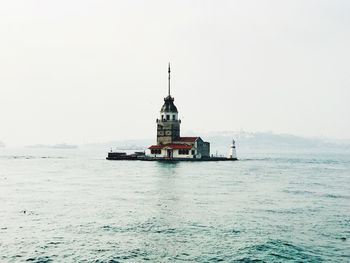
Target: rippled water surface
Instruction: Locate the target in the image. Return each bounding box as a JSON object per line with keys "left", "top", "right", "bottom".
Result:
{"left": 0, "top": 148, "right": 349, "bottom": 262}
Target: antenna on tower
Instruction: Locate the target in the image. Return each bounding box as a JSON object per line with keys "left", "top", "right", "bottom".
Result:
{"left": 168, "top": 62, "right": 171, "bottom": 96}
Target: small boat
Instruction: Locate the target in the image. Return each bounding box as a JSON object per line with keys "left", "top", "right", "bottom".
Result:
{"left": 106, "top": 151, "right": 145, "bottom": 160}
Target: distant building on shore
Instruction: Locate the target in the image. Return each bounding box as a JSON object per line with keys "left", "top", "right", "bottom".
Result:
{"left": 148, "top": 64, "right": 210, "bottom": 159}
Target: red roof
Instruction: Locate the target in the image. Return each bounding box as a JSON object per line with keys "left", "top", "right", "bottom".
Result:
{"left": 176, "top": 137, "right": 199, "bottom": 143}
{"left": 166, "top": 144, "right": 193, "bottom": 150}
{"left": 148, "top": 145, "right": 164, "bottom": 150}
{"left": 149, "top": 143, "right": 193, "bottom": 150}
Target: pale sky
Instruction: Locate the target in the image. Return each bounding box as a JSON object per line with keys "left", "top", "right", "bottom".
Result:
{"left": 0, "top": 0, "right": 349, "bottom": 146}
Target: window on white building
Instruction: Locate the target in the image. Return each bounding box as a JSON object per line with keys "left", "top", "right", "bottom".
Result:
{"left": 179, "top": 149, "right": 189, "bottom": 155}
{"left": 151, "top": 149, "right": 161, "bottom": 154}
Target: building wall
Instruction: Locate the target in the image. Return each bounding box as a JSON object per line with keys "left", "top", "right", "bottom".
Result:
{"left": 147, "top": 148, "right": 194, "bottom": 158}
{"left": 148, "top": 138, "right": 210, "bottom": 158}
{"left": 196, "top": 138, "right": 210, "bottom": 157}
{"left": 156, "top": 120, "right": 181, "bottom": 144}
{"left": 202, "top": 142, "right": 210, "bottom": 157}
{"left": 172, "top": 149, "right": 194, "bottom": 158}
{"left": 146, "top": 149, "right": 164, "bottom": 158}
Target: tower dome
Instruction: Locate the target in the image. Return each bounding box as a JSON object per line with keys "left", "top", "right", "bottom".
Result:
{"left": 160, "top": 96, "right": 178, "bottom": 113}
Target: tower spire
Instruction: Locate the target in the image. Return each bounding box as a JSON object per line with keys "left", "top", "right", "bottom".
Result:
{"left": 168, "top": 62, "right": 171, "bottom": 96}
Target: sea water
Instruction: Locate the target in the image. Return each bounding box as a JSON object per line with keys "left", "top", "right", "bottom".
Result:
{"left": 0, "top": 148, "right": 349, "bottom": 262}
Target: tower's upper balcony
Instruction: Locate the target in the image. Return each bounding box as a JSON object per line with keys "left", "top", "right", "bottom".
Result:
{"left": 156, "top": 118, "right": 181, "bottom": 124}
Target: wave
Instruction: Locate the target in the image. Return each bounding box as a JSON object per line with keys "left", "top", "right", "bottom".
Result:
{"left": 322, "top": 193, "right": 350, "bottom": 199}
{"left": 283, "top": 189, "right": 350, "bottom": 200}
{"left": 283, "top": 189, "right": 315, "bottom": 195}
{"left": 235, "top": 239, "right": 322, "bottom": 262}
{"left": 25, "top": 256, "right": 53, "bottom": 263}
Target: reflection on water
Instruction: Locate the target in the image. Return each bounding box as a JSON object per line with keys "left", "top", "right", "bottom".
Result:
{"left": 0, "top": 148, "right": 349, "bottom": 262}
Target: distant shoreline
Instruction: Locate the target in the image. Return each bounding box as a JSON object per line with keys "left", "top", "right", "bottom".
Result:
{"left": 26, "top": 144, "right": 78, "bottom": 149}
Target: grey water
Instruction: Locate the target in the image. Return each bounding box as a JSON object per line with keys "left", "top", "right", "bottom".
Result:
{"left": 0, "top": 148, "right": 349, "bottom": 262}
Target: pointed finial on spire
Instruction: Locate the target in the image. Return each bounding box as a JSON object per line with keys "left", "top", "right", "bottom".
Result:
{"left": 168, "top": 62, "right": 171, "bottom": 96}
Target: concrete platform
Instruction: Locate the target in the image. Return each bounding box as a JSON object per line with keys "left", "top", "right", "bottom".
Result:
{"left": 106, "top": 155, "right": 238, "bottom": 162}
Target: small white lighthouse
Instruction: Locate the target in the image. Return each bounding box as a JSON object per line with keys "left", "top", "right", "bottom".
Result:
{"left": 228, "top": 139, "right": 237, "bottom": 159}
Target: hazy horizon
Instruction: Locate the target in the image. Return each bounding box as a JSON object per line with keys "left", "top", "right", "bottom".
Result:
{"left": 1, "top": 0, "right": 349, "bottom": 146}
{"left": 2, "top": 130, "right": 350, "bottom": 150}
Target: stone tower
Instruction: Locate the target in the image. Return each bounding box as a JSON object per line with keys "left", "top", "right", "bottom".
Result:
{"left": 156, "top": 63, "right": 181, "bottom": 145}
